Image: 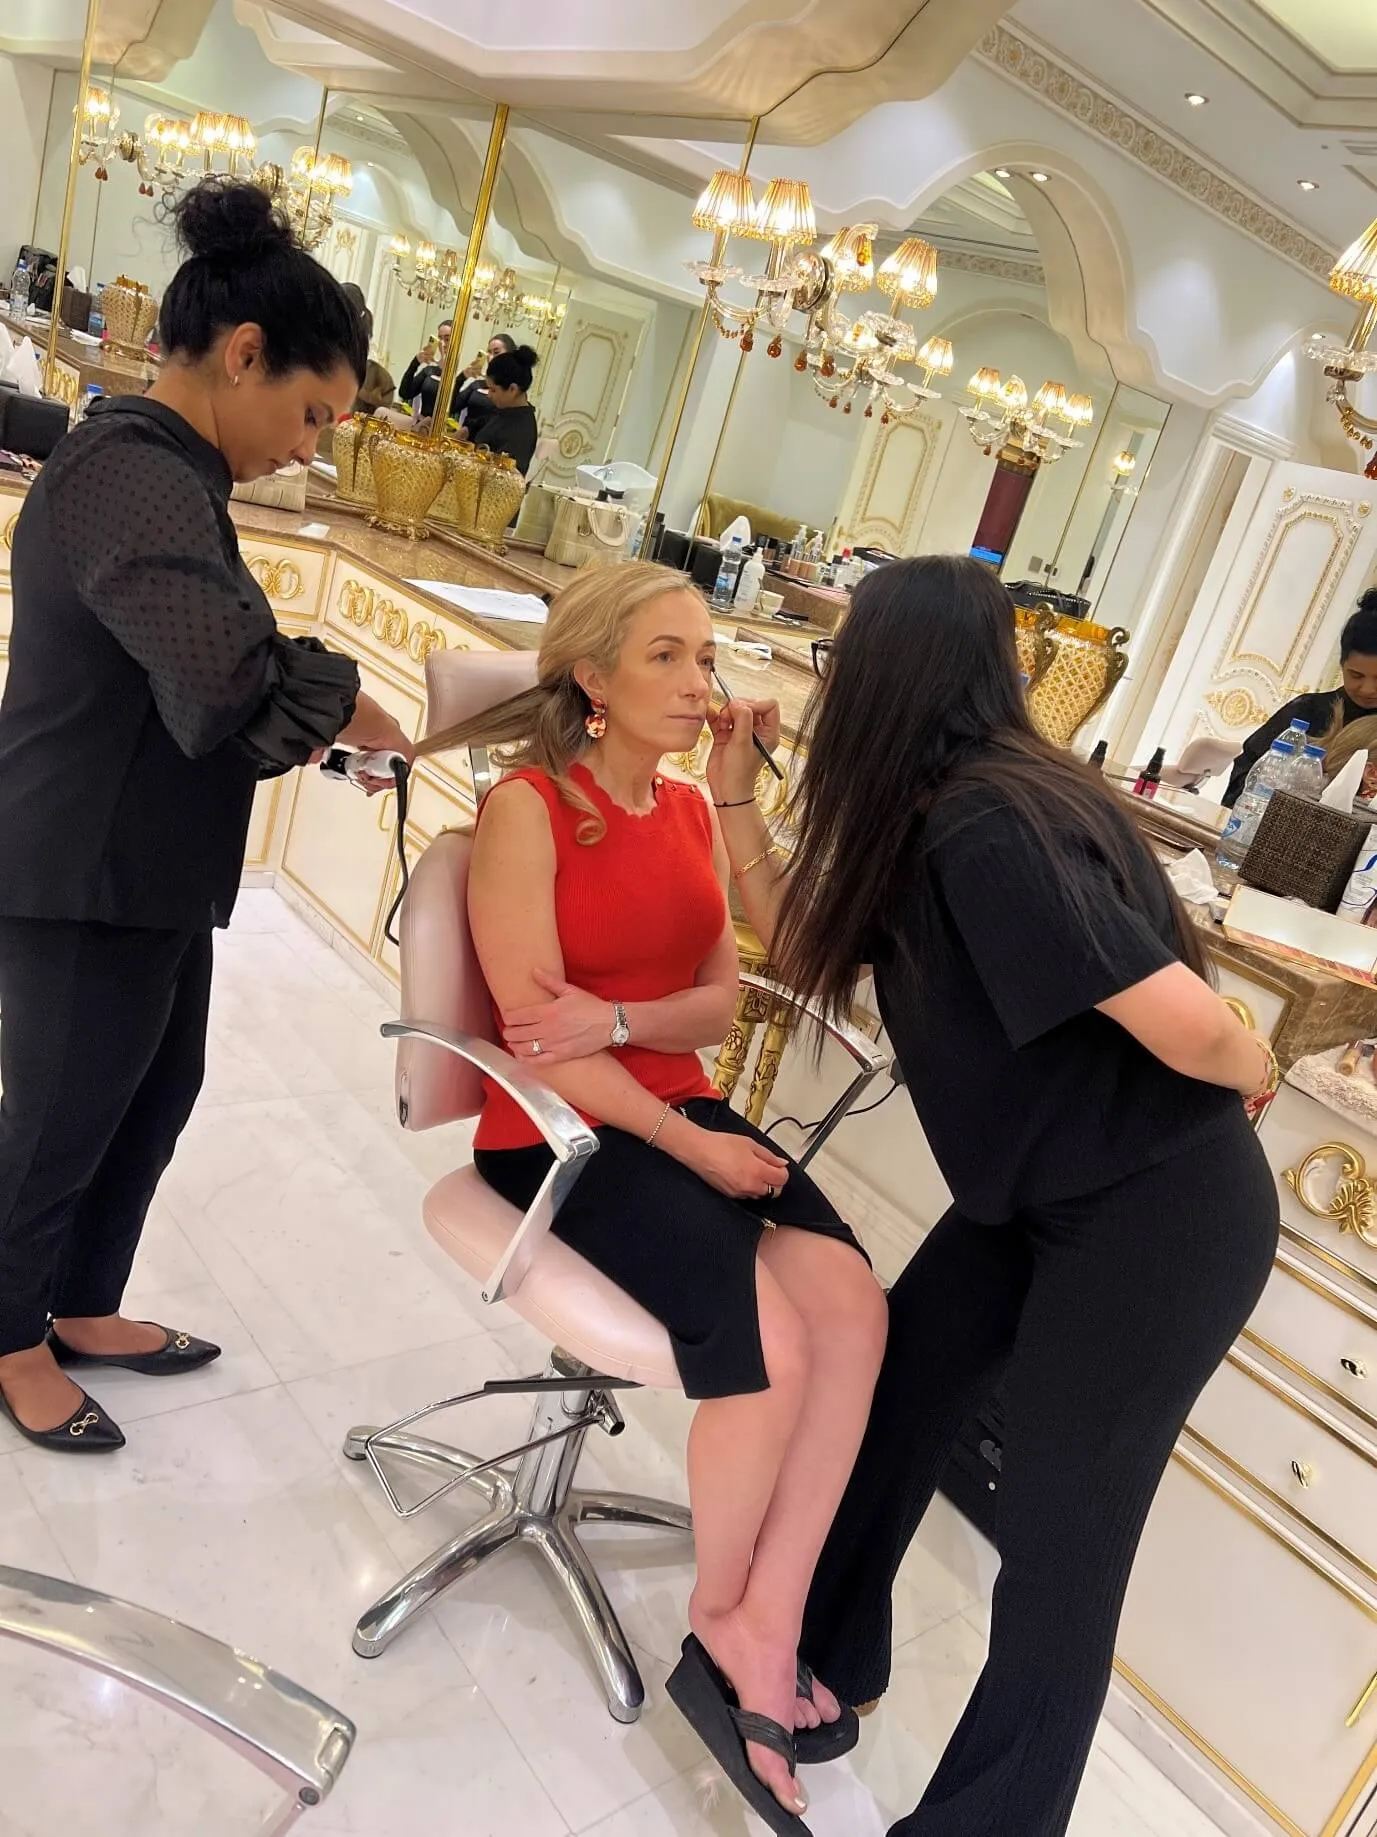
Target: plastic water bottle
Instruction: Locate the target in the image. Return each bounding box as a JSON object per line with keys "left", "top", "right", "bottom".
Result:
{"left": 712, "top": 536, "right": 744, "bottom": 609}
{"left": 1216, "top": 740, "right": 1296, "bottom": 872}
{"left": 1288, "top": 742, "right": 1325, "bottom": 804}
{"left": 1280, "top": 716, "right": 1312, "bottom": 758}
{"left": 9, "top": 259, "right": 28, "bottom": 319}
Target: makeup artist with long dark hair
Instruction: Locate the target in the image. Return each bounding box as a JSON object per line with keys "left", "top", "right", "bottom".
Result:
{"left": 706, "top": 554, "right": 1280, "bottom": 1836}
{"left": 0, "top": 177, "right": 412, "bottom": 1455}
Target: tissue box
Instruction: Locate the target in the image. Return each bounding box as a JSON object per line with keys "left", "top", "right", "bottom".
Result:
{"left": 1239, "top": 789, "right": 1371, "bottom": 910}
{"left": 0, "top": 392, "right": 69, "bottom": 460}
{"left": 1224, "top": 885, "right": 1377, "bottom": 985}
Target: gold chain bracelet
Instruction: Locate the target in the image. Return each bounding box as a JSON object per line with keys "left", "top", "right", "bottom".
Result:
{"left": 732, "top": 845, "right": 780, "bottom": 884}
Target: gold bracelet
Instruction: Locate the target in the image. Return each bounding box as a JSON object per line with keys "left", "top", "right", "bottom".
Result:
{"left": 732, "top": 845, "right": 779, "bottom": 884}
{"left": 645, "top": 1100, "right": 672, "bottom": 1148}
{"left": 1251, "top": 1031, "right": 1280, "bottom": 1099}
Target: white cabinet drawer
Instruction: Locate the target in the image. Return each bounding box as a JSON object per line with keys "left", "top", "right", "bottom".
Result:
{"left": 1188, "top": 1349, "right": 1377, "bottom": 1580}
{"left": 1245, "top": 1252, "right": 1377, "bottom": 1439}
{"left": 1266, "top": 1084, "right": 1377, "bottom": 1301}
{"left": 1117, "top": 1448, "right": 1377, "bottom": 1837}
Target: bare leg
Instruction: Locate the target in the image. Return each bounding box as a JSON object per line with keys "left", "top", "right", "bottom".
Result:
{"left": 51, "top": 1314, "right": 167, "bottom": 1354}
{"left": 688, "top": 1235, "right": 887, "bottom": 1810}
{"left": 0, "top": 1344, "right": 85, "bottom": 1431}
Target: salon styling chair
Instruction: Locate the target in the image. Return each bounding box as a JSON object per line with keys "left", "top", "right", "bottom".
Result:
{"left": 345, "top": 650, "right": 890, "bottom": 1722}
{"left": 0, "top": 1565, "right": 355, "bottom": 1834}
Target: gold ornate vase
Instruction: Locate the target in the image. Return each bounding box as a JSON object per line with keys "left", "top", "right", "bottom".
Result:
{"left": 1025, "top": 611, "right": 1130, "bottom": 748}
{"left": 432, "top": 443, "right": 484, "bottom": 533}
{"left": 366, "top": 426, "right": 451, "bottom": 540}
{"left": 97, "top": 276, "right": 158, "bottom": 360}
{"left": 1014, "top": 603, "right": 1058, "bottom": 688}
{"left": 332, "top": 416, "right": 377, "bottom": 506}
{"left": 475, "top": 453, "right": 526, "bottom": 550}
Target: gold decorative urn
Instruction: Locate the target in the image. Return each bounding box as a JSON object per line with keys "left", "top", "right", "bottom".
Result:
{"left": 97, "top": 276, "right": 158, "bottom": 360}
{"left": 332, "top": 416, "right": 378, "bottom": 507}
{"left": 430, "top": 443, "right": 528, "bottom": 552}
{"left": 1024, "top": 610, "right": 1130, "bottom": 748}
{"left": 365, "top": 424, "right": 452, "bottom": 539}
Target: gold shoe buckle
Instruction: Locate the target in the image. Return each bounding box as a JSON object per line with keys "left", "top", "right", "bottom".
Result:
{"left": 68, "top": 1411, "right": 100, "bottom": 1437}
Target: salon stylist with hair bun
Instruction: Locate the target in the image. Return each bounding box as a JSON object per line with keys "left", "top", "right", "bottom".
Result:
{"left": 0, "top": 177, "right": 413, "bottom": 1455}
{"left": 707, "top": 554, "right": 1281, "bottom": 1837}
{"left": 463, "top": 342, "right": 540, "bottom": 474}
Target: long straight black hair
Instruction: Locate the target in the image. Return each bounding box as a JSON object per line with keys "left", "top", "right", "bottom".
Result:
{"left": 771, "top": 554, "right": 1209, "bottom": 1022}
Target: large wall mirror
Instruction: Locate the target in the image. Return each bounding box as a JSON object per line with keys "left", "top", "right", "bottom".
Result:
{"left": 692, "top": 164, "right": 1168, "bottom": 610}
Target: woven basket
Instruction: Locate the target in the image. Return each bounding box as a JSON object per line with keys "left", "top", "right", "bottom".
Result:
{"left": 1240, "top": 790, "right": 1374, "bottom": 911}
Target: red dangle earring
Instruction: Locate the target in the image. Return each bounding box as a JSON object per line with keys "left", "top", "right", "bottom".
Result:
{"left": 585, "top": 699, "right": 607, "bottom": 741}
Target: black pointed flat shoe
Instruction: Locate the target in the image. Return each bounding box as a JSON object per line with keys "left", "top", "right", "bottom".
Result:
{"left": 0, "top": 1382, "right": 125, "bottom": 1453}
{"left": 793, "top": 1657, "right": 861, "bottom": 1765}
{"left": 47, "top": 1323, "right": 222, "bottom": 1377}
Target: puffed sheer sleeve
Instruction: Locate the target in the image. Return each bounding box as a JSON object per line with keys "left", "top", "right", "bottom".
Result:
{"left": 48, "top": 438, "right": 358, "bottom": 769}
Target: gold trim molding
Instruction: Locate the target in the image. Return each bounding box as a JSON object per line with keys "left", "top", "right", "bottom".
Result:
{"left": 246, "top": 556, "right": 306, "bottom": 602}
{"left": 336, "top": 577, "right": 449, "bottom": 663}
{"left": 976, "top": 25, "right": 1336, "bottom": 282}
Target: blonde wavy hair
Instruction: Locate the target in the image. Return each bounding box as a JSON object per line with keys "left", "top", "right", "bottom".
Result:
{"left": 1322, "top": 713, "right": 1377, "bottom": 781}
{"left": 416, "top": 559, "right": 705, "bottom": 843}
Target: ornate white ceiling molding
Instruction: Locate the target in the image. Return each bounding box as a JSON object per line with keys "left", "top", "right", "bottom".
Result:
{"left": 936, "top": 248, "right": 1045, "bottom": 287}
{"left": 975, "top": 24, "right": 1336, "bottom": 283}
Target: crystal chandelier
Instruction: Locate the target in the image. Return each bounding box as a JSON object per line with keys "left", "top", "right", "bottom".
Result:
{"left": 800, "top": 228, "right": 954, "bottom": 421}
{"left": 470, "top": 262, "right": 521, "bottom": 322}
{"left": 389, "top": 235, "right": 461, "bottom": 306}
{"left": 78, "top": 85, "right": 266, "bottom": 201}
{"left": 687, "top": 171, "right": 821, "bottom": 355}
{"left": 1306, "top": 216, "right": 1377, "bottom": 474}
{"left": 516, "top": 292, "right": 566, "bottom": 341}
{"left": 959, "top": 370, "right": 1093, "bottom": 463}
{"left": 257, "top": 147, "right": 353, "bottom": 252}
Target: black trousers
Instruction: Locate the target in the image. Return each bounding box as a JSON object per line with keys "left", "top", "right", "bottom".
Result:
{"left": 0, "top": 918, "right": 212, "bottom": 1356}
{"left": 800, "top": 1118, "right": 1279, "bottom": 1837}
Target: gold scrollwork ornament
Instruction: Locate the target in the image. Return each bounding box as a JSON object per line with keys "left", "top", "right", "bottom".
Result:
{"left": 247, "top": 556, "right": 305, "bottom": 601}
{"left": 1283, "top": 1143, "right": 1377, "bottom": 1249}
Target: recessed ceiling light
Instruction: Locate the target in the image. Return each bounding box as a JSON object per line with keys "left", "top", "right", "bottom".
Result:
{"left": 1185, "top": 92, "right": 1208, "bottom": 106}
{"left": 1298, "top": 178, "right": 1319, "bottom": 191}
{"left": 994, "top": 167, "right": 1012, "bottom": 179}
{"left": 1031, "top": 171, "right": 1049, "bottom": 184}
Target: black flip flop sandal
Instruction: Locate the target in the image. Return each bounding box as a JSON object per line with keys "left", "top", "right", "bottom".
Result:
{"left": 666, "top": 1633, "right": 813, "bottom": 1836}
{"left": 793, "top": 1657, "right": 861, "bottom": 1765}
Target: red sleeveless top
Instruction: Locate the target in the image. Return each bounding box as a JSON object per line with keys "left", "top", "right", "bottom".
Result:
{"left": 472, "top": 762, "right": 724, "bottom": 1150}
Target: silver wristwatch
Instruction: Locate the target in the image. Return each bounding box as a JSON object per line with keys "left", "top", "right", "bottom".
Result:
{"left": 610, "top": 1001, "right": 631, "bottom": 1047}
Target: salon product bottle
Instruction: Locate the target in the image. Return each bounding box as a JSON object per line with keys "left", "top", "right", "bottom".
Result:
{"left": 1088, "top": 739, "right": 1108, "bottom": 771}
{"left": 736, "top": 546, "right": 765, "bottom": 610}
{"left": 1132, "top": 746, "right": 1165, "bottom": 799}
{"left": 712, "top": 536, "right": 745, "bottom": 609}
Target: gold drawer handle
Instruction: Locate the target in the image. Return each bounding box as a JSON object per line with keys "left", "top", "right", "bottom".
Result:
{"left": 1283, "top": 1144, "right": 1377, "bottom": 1249}
{"left": 1291, "top": 1459, "right": 1315, "bottom": 1488}
{"left": 1347, "top": 1668, "right": 1377, "bottom": 1729}
{"left": 1341, "top": 1357, "right": 1369, "bottom": 1379}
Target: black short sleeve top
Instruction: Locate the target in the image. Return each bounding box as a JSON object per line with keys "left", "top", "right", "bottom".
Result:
{"left": 872, "top": 786, "right": 1240, "bottom": 1223}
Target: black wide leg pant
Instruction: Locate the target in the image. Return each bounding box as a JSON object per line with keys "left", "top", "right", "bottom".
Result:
{"left": 800, "top": 1117, "right": 1279, "bottom": 1837}
{"left": 0, "top": 918, "right": 212, "bottom": 1356}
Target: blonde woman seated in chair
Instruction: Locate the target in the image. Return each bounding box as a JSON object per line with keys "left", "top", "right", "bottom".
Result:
{"left": 419, "top": 561, "right": 887, "bottom": 1833}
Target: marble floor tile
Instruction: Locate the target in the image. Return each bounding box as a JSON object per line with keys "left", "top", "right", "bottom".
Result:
{"left": 0, "top": 890, "right": 1238, "bottom": 1837}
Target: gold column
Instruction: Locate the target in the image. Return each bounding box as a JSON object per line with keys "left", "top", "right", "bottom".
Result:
{"left": 426, "top": 103, "right": 510, "bottom": 443}
{"left": 636, "top": 116, "right": 760, "bottom": 556}
{"left": 45, "top": 0, "right": 101, "bottom": 394}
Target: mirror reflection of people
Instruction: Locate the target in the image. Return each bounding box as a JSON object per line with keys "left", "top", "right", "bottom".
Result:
{"left": 0, "top": 178, "right": 414, "bottom": 1455}
{"left": 708, "top": 555, "right": 1280, "bottom": 1837}
{"left": 455, "top": 331, "right": 516, "bottom": 421}
{"left": 1222, "top": 596, "right": 1377, "bottom": 805}
{"left": 398, "top": 317, "right": 453, "bottom": 421}
{"left": 339, "top": 281, "right": 395, "bottom": 415}
{"left": 462, "top": 342, "right": 540, "bottom": 474}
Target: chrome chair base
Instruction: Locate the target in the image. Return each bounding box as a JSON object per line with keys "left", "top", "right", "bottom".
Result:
{"left": 345, "top": 1355, "right": 692, "bottom": 1723}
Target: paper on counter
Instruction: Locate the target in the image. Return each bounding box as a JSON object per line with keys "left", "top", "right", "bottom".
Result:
{"left": 409, "top": 579, "right": 548, "bottom": 623}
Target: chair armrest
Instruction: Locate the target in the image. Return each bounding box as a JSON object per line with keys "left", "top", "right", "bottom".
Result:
{"left": 738, "top": 971, "right": 890, "bottom": 1077}
{"left": 380, "top": 1020, "right": 599, "bottom": 1303}
{"left": 735, "top": 971, "right": 893, "bottom": 1171}
{"left": 0, "top": 1565, "right": 353, "bottom": 1822}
